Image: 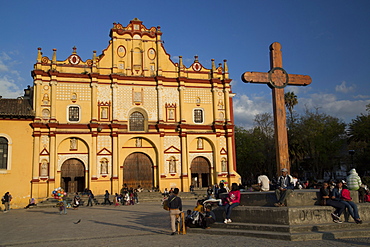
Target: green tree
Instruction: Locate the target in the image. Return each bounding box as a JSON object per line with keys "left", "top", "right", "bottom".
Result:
{"left": 284, "top": 91, "right": 298, "bottom": 123}
{"left": 235, "top": 113, "right": 276, "bottom": 184}
{"left": 293, "top": 109, "right": 346, "bottom": 178}
{"left": 347, "top": 104, "right": 370, "bottom": 174}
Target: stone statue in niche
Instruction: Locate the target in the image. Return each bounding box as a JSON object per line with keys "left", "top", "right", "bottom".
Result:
{"left": 221, "top": 158, "right": 227, "bottom": 172}
{"left": 101, "top": 159, "right": 108, "bottom": 174}
{"left": 197, "top": 138, "right": 203, "bottom": 149}
{"left": 70, "top": 138, "right": 77, "bottom": 150}
{"left": 101, "top": 107, "right": 108, "bottom": 119}
{"left": 168, "top": 108, "right": 174, "bottom": 120}
{"left": 42, "top": 93, "right": 50, "bottom": 105}
{"left": 169, "top": 157, "right": 176, "bottom": 173}
{"left": 218, "top": 99, "right": 224, "bottom": 109}
{"left": 40, "top": 160, "right": 48, "bottom": 176}
{"left": 136, "top": 138, "right": 142, "bottom": 147}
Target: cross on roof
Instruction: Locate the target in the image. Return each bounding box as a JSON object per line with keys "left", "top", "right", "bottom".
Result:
{"left": 242, "top": 42, "right": 312, "bottom": 175}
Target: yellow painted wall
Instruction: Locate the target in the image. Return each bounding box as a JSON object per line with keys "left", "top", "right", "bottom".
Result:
{"left": 0, "top": 120, "right": 33, "bottom": 209}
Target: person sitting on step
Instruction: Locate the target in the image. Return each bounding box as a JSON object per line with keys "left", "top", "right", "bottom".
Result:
{"left": 274, "top": 168, "right": 294, "bottom": 207}
{"left": 320, "top": 182, "right": 345, "bottom": 223}
{"left": 332, "top": 180, "right": 363, "bottom": 224}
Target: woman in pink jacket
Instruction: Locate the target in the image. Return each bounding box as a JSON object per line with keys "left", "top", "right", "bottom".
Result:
{"left": 224, "top": 183, "right": 240, "bottom": 223}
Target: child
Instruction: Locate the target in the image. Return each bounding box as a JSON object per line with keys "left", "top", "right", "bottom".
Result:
{"left": 202, "top": 206, "right": 216, "bottom": 229}
{"left": 114, "top": 193, "right": 120, "bottom": 206}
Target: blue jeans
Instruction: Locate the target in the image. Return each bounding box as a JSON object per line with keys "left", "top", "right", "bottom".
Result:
{"left": 224, "top": 202, "right": 239, "bottom": 219}
{"left": 341, "top": 201, "right": 360, "bottom": 220}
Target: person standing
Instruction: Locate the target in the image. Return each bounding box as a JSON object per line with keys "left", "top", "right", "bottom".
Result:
{"left": 168, "top": 188, "right": 182, "bottom": 235}
{"left": 103, "top": 190, "right": 111, "bottom": 205}
{"left": 274, "top": 168, "right": 294, "bottom": 207}
{"left": 223, "top": 183, "right": 240, "bottom": 224}
{"left": 346, "top": 168, "right": 365, "bottom": 202}
{"left": 2, "top": 192, "right": 12, "bottom": 213}
{"left": 87, "top": 190, "right": 94, "bottom": 207}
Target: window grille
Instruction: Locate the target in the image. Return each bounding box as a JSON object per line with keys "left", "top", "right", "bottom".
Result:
{"left": 0, "top": 137, "right": 8, "bottom": 169}
{"left": 129, "top": 111, "right": 145, "bottom": 131}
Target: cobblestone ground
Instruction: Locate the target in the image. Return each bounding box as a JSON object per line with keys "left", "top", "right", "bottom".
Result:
{"left": 1, "top": 200, "right": 369, "bottom": 247}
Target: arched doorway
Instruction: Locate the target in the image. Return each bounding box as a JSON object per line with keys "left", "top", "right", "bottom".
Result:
{"left": 190, "top": 156, "right": 211, "bottom": 188}
{"left": 61, "top": 159, "right": 85, "bottom": 193}
{"left": 123, "top": 152, "right": 153, "bottom": 189}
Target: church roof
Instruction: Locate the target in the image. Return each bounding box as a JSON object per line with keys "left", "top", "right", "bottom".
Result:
{"left": 0, "top": 97, "right": 34, "bottom": 119}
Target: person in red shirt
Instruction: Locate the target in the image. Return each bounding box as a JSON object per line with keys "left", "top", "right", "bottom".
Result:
{"left": 224, "top": 183, "right": 240, "bottom": 223}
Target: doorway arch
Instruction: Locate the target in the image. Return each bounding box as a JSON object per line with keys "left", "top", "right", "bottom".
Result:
{"left": 123, "top": 152, "right": 154, "bottom": 189}
{"left": 190, "top": 156, "right": 211, "bottom": 188}
{"left": 61, "top": 158, "right": 85, "bottom": 193}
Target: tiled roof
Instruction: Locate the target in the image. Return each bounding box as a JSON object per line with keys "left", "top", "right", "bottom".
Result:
{"left": 0, "top": 98, "right": 35, "bottom": 118}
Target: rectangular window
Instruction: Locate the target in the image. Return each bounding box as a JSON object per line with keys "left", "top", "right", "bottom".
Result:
{"left": 69, "top": 106, "right": 80, "bottom": 122}
{"left": 0, "top": 137, "right": 8, "bottom": 169}
{"left": 194, "top": 109, "right": 203, "bottom": 123}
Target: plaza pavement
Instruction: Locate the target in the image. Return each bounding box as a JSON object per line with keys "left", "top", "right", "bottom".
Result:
{"left": 1, "top": 199, "right": 370, "bottom": 247}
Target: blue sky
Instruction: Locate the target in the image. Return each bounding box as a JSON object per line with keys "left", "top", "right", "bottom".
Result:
{"left": 1, "top": 0, "right": 369, "bottom": 128}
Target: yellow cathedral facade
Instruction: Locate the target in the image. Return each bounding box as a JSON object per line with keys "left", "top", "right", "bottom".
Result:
{"left": 0, "top": 18, "right": 240, "bottom": 208}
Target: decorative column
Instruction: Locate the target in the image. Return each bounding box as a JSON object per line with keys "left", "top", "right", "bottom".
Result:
{"left": 90, "top": 132, "right": 97, "bottom": 183}
{"left": 49, "top": 131, "right": 56, "bottom": 191}
{"left": 32, "top": 134, "right": 40, "bottom": 180}
{"left": 224, "top": 88, "right": 231, "bottom": 122}
{"left": 156, "top": 85, "right": 164, "bottom": 122}
{"left": 178, "top": 86, "right": 185, "bottom": 123}
{"left": 90, "top": 82, "right": 98, "bottom": 122}
{"left": 226, "top": 131, "right": 234, "bottom": 182}
{"left": 34, "top": 80, "right": 42, "bottom": 120}
{"left": 111, "top": 83, "right": 118, "bottom": 121}
{"left": 112, "top": 38, "right": 117, "bottom": 74}
{"left": 111, "top": 128, "right": 119, "bottom": 192}
{"left": 50, "top": 80, "right": 57, "bottom": 121}
{"left": 212, "top": 87, "right": 219, "bottom": 122}
{"left": 180, "top": 133, "right": 188, "bottom": 191}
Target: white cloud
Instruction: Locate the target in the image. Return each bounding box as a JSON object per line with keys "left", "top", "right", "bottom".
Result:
{"left": 233, "top": 94, "right": 272, "bottom": 128}
{"left": 335, "top": 81, "right": 355, "bottom": 94}
{"left": 297, "top": 93, "right": 370, "bottom": 124}
{"left": 0, "top": 51, "right": 24, "bottom": 98}
{"left": 0, "top": 75, "right": 23, "bottom": 98}
{"left": 233, "top": 91, "right": 370, "bottom": 129}
{"left": 353, "top": 94, "right": 370, "bottom": 99}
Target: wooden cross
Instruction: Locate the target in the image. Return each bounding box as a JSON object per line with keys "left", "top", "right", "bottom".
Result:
{"left": 242, "top": 42, "right": 311, "bottom": 174}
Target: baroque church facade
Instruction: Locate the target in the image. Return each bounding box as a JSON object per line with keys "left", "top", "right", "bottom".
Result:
{"left": 0, "top": 18, "right": 240, "bottom": 208}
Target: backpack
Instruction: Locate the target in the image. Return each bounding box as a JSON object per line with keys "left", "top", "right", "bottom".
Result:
{"left": 364, "top": 194, "right": 370, "bottom": 202}
{"left": 162, "top": 196, "right": 176, "bottom": 211}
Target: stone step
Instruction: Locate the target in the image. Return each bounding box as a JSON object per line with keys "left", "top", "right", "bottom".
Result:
{"left": 208, "top": 221, "right": 370, "bottom": 233}
{"left": 212, "top": 204, "right": 370, "bottom": 225}
{"left": 35, "top": 191, "right": 204, "bottom": 208}
{"left": 188, "top": 224, "right": 370, "bottom": 241}
{"left": 232, "top": 189, "right": 359, "bottom": 207}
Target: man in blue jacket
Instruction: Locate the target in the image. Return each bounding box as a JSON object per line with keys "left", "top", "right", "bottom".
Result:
{"left": 274, "top": 168, "right": 294, "bottom": 207}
